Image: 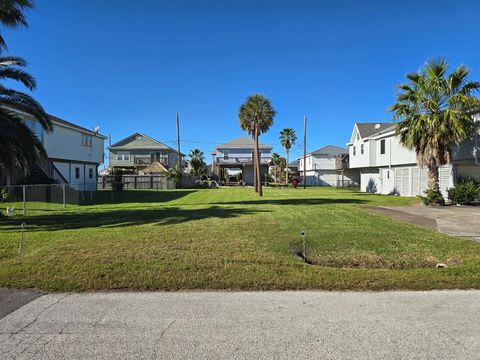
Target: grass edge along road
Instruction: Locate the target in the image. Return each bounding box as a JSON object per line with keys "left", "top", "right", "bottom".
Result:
{"left": 0, "top": 187, "right": 479, "bottom": 291}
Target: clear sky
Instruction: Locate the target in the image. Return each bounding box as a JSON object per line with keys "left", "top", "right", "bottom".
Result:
{"left": 4, "top": 0, "right": 480, "bottom": 165}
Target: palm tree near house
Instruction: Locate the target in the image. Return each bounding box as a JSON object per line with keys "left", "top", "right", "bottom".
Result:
{"left": 238, "top": 94, "right": 276, "bottom": 197}
{"left": 188, "top": 148, "right": 206, "bottom": 176}
{"left": 0, "top": 0, "right": 51, "bottom": 181}
{"left": 0, "top": 0, "right": 33, "bottom": 51}
{"left": 279, "top": 128, "right": 296, "bottom": 184}
{"left": 270, "top": 152, "right": 281, "bottom": 182}
{"left": 390, "top": 58, "right": 480, "bottom": 203}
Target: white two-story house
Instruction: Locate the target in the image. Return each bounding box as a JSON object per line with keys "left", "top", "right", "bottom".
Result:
{"left": 348, "top": 121, "right": 480, "bottom": 197}
{"left": 298, "top": 145, "right": 359, "bottom": 186}
{"left": 212, "top": 137, "right": 272, "bottom": 185}
{"left": 1, "top": 109, "right": 106, "bottom": 191}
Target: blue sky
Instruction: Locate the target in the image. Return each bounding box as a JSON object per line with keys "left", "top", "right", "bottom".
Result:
{"left": 4, "top": 0, "right": 480, "bottom": 164}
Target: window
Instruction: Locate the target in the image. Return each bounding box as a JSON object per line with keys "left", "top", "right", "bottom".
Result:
{"left": 35, "top": 125, "right": 44, "bottom": 143}
{"left": 151, "top": 152, "right": 168, "bottom": 165}
{"left": 89, "top": 168, "right": 93, "bottom": 179}
{"left": 82, "top": 134, "right": 92, "bottom": 147}
{"left": 380, "top": 139, "right": 386, "bottom": 154}
{"left": 386, "top": 170, "right": 390, "bottom": 179}
{"left": 23, "top": 118, "right": 44, "bottom": 142}
{"left": 361, "top": 144, "right": 364, "bottom": 155}
{"left": 116, "top": 152, "right": 130, "bottom": 161}
{"left": 353, "top": 146, "right": 356, "bottom": 156}
{"left": 223, "top": 150, "right": 229, "bottom": 160}
{"left": 75, "top": 167, "right": 80, "bottom": 179}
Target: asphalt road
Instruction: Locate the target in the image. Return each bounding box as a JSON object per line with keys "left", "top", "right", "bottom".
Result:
{"left": 0, "top": 290, "right": 479, "bottom": 359}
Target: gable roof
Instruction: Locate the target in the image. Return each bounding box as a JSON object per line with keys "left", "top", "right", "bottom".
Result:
{"left": 3, "top": 105, "right": 107, "bottom": 139}
{"left": 310, "top": 145, "right": 347, "bottom": 156}
{"left": 288, "top": 159, "right": 299, "bottom": 167}
{"left": 356, "top": 122, "right": 394, "bottom": 138}
{"left": 48, "top": 114, "right": 107, "bottom": 139}
{"left": 109, "top": 132, "right": 185, "bottom": 155}
{"left": 216, "top": 136, "right": 272, "bottom": 150}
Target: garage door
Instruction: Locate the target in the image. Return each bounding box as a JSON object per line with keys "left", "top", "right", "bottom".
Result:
{"left": 394, "top": 168, "right": 410, "bottom": 196}
{"left": 411, "top": 167, "right": 428, "bottom": 196}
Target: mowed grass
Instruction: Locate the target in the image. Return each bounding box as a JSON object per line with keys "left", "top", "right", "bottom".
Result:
{"left": 0, "top": 187, "right": 479, "bottom": 291}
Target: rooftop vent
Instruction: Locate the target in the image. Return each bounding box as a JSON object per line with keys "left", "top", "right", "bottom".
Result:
{"left": 374, "top": 123, "right": 381, "bottom": 130}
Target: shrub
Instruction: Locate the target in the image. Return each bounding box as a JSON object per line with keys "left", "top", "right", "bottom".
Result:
{"left": 0, "top": 187, "right": 8, "bottom": 202}
{"left": 419, "top": 189, "right": 445, "bottom": 206}
{"left": 166, "top": 166, "right": 183, "bottom": 188}
{"left": 448, "top": 177, "right": 480, "bottom": 205}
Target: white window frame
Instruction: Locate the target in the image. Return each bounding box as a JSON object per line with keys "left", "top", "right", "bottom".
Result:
{"left": 116, "top": 152, "right": 130, "bottom": 161}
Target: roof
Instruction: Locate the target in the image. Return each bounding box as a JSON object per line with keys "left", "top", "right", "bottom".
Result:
{"left": 2, "top": 105, "right": 107, "bottom": 139}
{"left": 48, "top": 114, "right": 107, "bottom": 138}
{"left": 109, "top": 132, "right": 185, "bottom": 155}
{"left": 216, "top": 136, "right": 272, "bottom": 150}
{"left": 310, "top": 145, "right": 347, "bottom": 156}
{"left": 142, "top": 161, "right": 168, "bottom": 174}
{"left": 356, "top": 122, "right": 394, "bottom": 138}
{"left": 288, "top": 159, "right": 299, "bottom": 167}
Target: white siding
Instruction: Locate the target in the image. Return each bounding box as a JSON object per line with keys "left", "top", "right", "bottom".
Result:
{"left": 44, "top": 123, "right": 104, "bottom": 164}
{"left": 360, "top": 170, "right": 380, "bottom": 193}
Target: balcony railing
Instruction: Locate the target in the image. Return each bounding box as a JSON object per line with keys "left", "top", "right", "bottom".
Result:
{"left": 335, "top": 158, "right": 349, "bottom": 170}
{"left": 134, "top": 157, "right": 152, "bottom": 165}
{"left": 216, "top": 157, "right": 271, "bottom": 165}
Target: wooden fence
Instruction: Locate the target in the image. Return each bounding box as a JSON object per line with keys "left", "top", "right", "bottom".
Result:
{"left": 98, "top": 175, "right": 175, "bottom": 190}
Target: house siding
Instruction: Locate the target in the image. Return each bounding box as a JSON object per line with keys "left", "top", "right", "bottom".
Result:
{"left": 349, "top": 121, "right": 480, "bottom": 197}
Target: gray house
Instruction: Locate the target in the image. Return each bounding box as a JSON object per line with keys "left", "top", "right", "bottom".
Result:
{"left": 212, "top": 137, "right": 272, "bottom": 185}
{"left": 108, "top": 132, "right": 185, "bottom": 174}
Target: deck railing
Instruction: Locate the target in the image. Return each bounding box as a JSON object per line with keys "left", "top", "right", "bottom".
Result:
{"left": 216, "top": 157, "right": 271, "bottom": 165}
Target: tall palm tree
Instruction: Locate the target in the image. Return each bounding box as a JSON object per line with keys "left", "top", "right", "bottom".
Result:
{"left": 238, "top": 94, "right": 276, "bottom": 197}
{"left": 0, "top": 1, "right": 51, "bottom": 183}
{"left": 188, "top": 148, "right": 206, "bottom": 176}
{"left": 390, "top": 58, "right": 480, "bottom": 201}
{"left": 279, "top": 128, "right": 296, "bottom": 184}
{"left": 0, "top": 0, "right": 33, "bottom": 51}
{"left": 0, "top": 56, "right": 50, "bottom": 179}
{"left": 270, "top": 152, "right": 280, "bottom": 182}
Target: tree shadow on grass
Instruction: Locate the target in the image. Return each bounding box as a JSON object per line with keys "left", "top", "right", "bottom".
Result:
{"left": 211, "top": 198, "right": 368, "bottom": 206}
{"left": 0, "top": 205, "right": 267, "bottom": 231}
{"left": 85, "top": 190, "right": 198, "bottom": 205}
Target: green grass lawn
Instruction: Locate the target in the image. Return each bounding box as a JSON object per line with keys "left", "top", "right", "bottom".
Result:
{"left": 0, "top": 187, "right": 479, "bottom": 291}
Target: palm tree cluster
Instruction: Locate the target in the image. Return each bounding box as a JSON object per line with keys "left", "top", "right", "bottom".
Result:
{"left": 0, "top": 0, "right": 50, "bottom": 181}
{"left": 188, "top": 148, "right": 207, "bottom": 176}
{"left": 270, "top": 152, "right": 287, "bottom": 183}
{"left": 238, "top": 94, "right": 276, "bottom": 196}
{"left": 391, "top": 58, "right": 480, "bottom": 200}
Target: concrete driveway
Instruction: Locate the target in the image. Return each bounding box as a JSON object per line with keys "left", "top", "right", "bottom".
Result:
{"left": 368, "top": 205, "right": 480, "bottom": 241}
{"left": 0, "top": 291, "right": 479, "bottom": 359}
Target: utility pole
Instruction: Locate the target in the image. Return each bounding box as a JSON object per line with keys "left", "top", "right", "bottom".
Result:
{"left": 176, "top": 113, "right": 181, "bottom": 168}
{"left": 303, "top": 115, "right": 307, "bottom": 189}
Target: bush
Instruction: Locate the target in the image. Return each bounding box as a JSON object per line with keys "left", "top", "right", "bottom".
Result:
{"left": 419, "top": 189, "right": 445, "bottom": 206}
{"left": 0, "top": 187, "right": 8, "bottom": 202}
{"left": 448, "top": 177, "right": 480, "bottom": 205}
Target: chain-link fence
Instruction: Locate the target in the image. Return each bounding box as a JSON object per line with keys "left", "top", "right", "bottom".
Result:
{"left": 0, "top": 183, "right": 173, "bottom": 215}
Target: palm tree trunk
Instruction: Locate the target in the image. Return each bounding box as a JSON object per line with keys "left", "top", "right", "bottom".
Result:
{"left": 427, "top": 165, "right": 440, "bottom": 193}
{"left": 285, "top": 150, "right": 289, "bottom": 184}
{"left": 252, "top": 137, "right": 258, "bottom": 192}
{"left": 255, "top": 127, "right": 263, "bottom": 197}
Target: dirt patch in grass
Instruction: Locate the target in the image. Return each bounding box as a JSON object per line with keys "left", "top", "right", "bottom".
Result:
{"left": 294, "top": 249, "right": 461, "bottom": 270}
